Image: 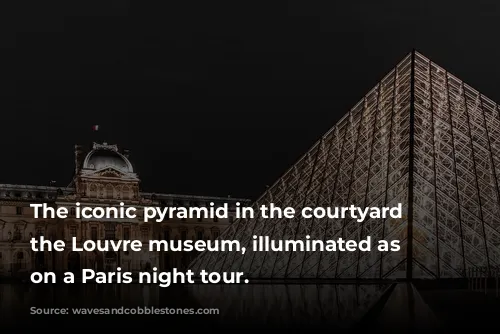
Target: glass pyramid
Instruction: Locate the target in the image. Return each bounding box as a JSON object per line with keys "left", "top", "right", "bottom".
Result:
{"left": 190, "top": 51, "right": 500, "bottom": 279}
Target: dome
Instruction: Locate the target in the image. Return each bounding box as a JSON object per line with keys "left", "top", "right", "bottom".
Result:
{"left": 82, "top": 143, "right": 133, "bottom": 173}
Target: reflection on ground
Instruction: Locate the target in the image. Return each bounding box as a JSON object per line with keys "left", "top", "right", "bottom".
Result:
{"left": 188, "top": 283, "right": 388, "bottom": 330}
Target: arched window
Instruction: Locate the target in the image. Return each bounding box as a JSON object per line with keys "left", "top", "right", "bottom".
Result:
{"left": 122, "top": 186, "right": 130, "bottom": 200}
{"left": 106, "top": 184, "right": 114, "bottom": 199}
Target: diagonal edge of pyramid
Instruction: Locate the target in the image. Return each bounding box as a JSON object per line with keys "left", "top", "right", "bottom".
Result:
{"left": 189, "top": 49, "right": 500, "bottom": 280}
{"left": 188, "top": 50, "right": 414, "bottom": 277}
{"left": 245, "top": 50, "right": 417, "bottom": 208}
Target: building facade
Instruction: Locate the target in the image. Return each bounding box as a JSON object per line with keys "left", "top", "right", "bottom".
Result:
{"left": 0, "top": 142, "right": 249, "bottom": 278}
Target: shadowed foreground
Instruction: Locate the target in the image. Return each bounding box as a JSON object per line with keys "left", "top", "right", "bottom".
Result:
{"left": 1, "top": 282, "right": 500, "bottom": 332}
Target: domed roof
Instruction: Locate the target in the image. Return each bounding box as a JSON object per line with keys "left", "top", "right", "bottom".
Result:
{"left": 82, "top": 143, "right": 133, "bottom": 173}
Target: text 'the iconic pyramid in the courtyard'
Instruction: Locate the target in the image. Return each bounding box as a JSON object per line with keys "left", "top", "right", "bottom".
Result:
{"left": 190, "top": 51, "right": 500, "bottom": 279}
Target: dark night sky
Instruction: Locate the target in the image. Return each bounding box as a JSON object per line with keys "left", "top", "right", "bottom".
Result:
{"left": 1, "top": 1, "right": 499, "bottom": 200}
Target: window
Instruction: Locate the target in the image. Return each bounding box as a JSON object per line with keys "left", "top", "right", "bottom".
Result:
{"left": 16, "top": 252, "right": 26, "bottom": 269}
{"left": 69, "top": 226, "right": 77, "bottom": 238}
{"left": 16, "top": 207, "right": 22, "bottom": 215}
{"left": 197, "top": 217, "right": 202, "bottom": 222}
{"left": 123, "top": 227, "right": 130, "bottom": 240}
{"left": 36, "top": 227, "right": 44, "bottom": 237}
{"left": 89, "top": 184, "right": 97, "bottom": 198}
{"left": 122, "top": 187, "right": 130, "bottom": 200}
{"left": 141, "top": 229, "right": 149, "bottom": 240}
{"left": 13, "top": 227, "right": 22, "bottom": 241}
{"left": 105, "top": 223, "right": 115, "bottom": 240}
{"left": 91, "top": 226, "right": 98, "bottom": 240}
{"left": 163, "top": 230, "right": 170, "bottom": 241}
{"left": 213, "top": 230, "right": 220, "bottom": 240}
{"left": 106, "top": 184, "right": 114, "bottom": 199}
{"left": 229, "top": 216, "right": 234, "bottom": 223}
{"left": 70, "top": 207, "right": 76, "bottom": 216}
{"left": 181, "top": 230, "right": 187, "bottom": 241}
{"left": 196, "top": 230, "right": 203, "bottom": 240}
{"left": 213, "top": 217, "right": 218, "bottom": 223}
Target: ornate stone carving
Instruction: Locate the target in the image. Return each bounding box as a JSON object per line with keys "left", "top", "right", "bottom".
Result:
{"left": 93, "top": 142, "right": 118, "bottom": 152}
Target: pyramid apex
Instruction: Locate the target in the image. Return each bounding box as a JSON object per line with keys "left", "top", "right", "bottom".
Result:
{"left": 191, "top": 50, "right": 500, "bottom": 280}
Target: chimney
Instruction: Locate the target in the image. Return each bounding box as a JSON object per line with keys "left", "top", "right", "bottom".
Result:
{"left": 74, "top": 144, "right": 85, "bottom": 175}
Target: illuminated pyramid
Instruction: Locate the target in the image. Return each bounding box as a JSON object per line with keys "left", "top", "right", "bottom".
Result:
{"left": 190, "top": 51, "right": 500, "bottom": 279}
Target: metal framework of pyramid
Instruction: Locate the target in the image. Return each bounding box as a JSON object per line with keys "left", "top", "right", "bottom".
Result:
{"left": 190, "top": 51, "right": 500, "bottom": 279}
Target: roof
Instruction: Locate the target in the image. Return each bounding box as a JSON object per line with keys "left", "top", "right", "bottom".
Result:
{"left": 0, "top": 183, "right": 250, "bottom": 205}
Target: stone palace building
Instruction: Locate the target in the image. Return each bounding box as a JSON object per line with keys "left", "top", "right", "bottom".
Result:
{"left": 0, "top": 142, "right": 249, "bottom": 278}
